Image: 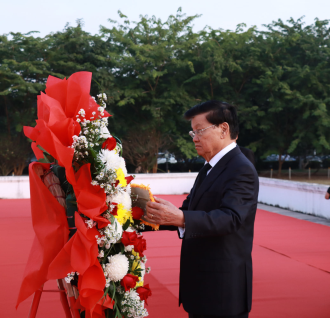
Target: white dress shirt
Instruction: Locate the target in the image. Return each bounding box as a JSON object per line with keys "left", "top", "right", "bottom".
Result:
{"left": 178, "top": 142, "right": 237, "bottom": 238}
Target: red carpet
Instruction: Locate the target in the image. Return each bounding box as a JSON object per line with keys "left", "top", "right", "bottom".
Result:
{"left": 1, "top": 196, "right": 330, "bottom": 317}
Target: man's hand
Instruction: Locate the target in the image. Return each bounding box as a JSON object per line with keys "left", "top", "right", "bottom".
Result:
{"left": 145, "top": 197, "right": 185, "bottom": 227}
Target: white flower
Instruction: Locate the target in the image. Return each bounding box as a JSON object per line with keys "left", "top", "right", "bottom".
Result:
{"left": 97, "top": 93, "right": 107, "bottom": 101}
{"left": 105, "top": 278, "right": 110, "bottom": 288}
{"left": 65, "top": 277, "right": 72, "bottom": 283}
{"left": 121, "top": 289, "right": 149, "bottom": 317}
{"left": 108, "top": 190, "right": 131, "bottom": 211}
{"left": 104, "top": 218, "right": 123, "bottom": 243}
{"left": 98, "top": 250, "right": 104, "bottom": 258}
{"left": 78, "top": 109, "right": 86, "bottom": 117}
{"left": 125, "top": 245, "right": 134, "bottom": 252}
{"left": 96, "top": 235, "right": 106, "bottom": 246}
{"left": 105, "top": 254, "right": 129, "bottom": 282}
{"left": 140, "top": 261, "right": 146, "bottom": 280}
{"left": 85, "top": 219, "right": 95, "bottom": 229}
{"left": 98, "top": 149, "right": 126, "bottom": 173}
{"left": 100, "top": 126, "right": 111, "bottom": 139}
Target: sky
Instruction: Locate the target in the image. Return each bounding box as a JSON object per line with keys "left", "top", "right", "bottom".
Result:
{"left": 1, "top": 0, "right": 330, "bottom": 37}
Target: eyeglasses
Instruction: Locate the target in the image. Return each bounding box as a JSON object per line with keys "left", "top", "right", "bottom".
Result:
{"left": 189, "top": 125, "right": 215, "bottom": 138}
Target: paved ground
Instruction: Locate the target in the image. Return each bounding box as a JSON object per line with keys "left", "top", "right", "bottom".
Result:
{"left": 258, "top": 203, "right": 330, "bottom": 227}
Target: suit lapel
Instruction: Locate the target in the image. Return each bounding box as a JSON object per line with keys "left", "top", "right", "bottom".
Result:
{"left": 189, "top": 147, "right": 241, "bottom": 210}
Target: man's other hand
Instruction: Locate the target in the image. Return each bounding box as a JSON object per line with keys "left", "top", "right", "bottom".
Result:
{"left": 145, "top": 197, "right": 185, "bottom": 227}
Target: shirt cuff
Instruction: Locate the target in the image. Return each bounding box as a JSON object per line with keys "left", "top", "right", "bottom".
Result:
{"left": 178, "top": 227, "right": 185, "bottom": 238}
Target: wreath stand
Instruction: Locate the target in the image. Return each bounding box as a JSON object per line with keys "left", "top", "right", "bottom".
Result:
{"left": 27, "top": 168, "right": 80, "bottom": 318}
{"left": 28, "top": 279, "right": 81, "bottom": 318}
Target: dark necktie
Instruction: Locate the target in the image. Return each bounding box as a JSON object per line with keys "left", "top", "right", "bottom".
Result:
{"left": 194, "top": 163, "right": 212, "bottom": 193}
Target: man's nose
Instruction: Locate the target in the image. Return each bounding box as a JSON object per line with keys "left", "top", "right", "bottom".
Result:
{"left": 193, "top": 134, "right": 200, "bottom": 142}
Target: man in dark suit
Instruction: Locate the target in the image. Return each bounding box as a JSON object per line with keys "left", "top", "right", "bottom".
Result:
{"left": 145, "top": 101, "right": 259, "bottom": 318}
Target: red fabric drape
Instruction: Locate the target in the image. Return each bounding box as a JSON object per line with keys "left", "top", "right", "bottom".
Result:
{"left": 16, "top": 162, "right": 70, "bottom": 308}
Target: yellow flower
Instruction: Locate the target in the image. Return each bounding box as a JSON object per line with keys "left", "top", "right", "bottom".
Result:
{"left": 115, "top": 204, "right": 133, "bottom": 225}
{"left": 132, "top": 249, "right": 140, "bottom": 259}
{"left": 116, "top": 168, "right": 127, "bottom": 187}
{"left": 131, "top": 259, "right": 144, "bottom": 287}
{"left": 136, "top": 280, "right": 144, "bottom": 287}
{"left": 132, "top": 259, "right": 140, "bottom": 271}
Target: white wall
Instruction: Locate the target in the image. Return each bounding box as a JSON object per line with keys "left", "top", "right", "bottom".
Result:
{"left": 0, "top": 176, "right": 30, "bottom": 199}
{"left": 258, "top": 177, "right": 330, "bottom": 219}
{"left": 0, "top": 173, "right": 198, "bottom": 199}
{"left": 133, "top": 172, "right": 198, "bottom": 195}
{"left": 1, "top": 174, "right": 330, "bottom": 219}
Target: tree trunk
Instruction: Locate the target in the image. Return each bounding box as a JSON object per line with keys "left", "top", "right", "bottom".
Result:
{"left": 278, "top": 150, "right": 283, "bottom": 176}
{"left": 278, "top": 159, "right": 284, "bottom": 176}
{"left": 13, "top": 162, "right": 26, "bottom": 176}
{"left": 278, "top": 151, "right": 288, "bottom": 177}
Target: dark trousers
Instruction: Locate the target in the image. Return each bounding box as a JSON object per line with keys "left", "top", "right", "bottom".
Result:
{"left": 189, "top": 312, "right": 249, "bottom": 318}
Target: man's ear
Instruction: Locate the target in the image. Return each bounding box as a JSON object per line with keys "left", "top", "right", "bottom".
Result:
{"left": 220, "top": 122, "right": 230, "bottom": 138}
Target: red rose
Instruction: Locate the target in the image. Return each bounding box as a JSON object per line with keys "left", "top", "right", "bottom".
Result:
{"left": 102, "top": 137, "right": 116, "bottom": 150}
{"left": 120, "top": 274, "right": 139, "bottom": 291}
{"left": 125, "top": 175, "right": 134, "bottom": 185}
{"left": 136, "top": 284, "right": 152, "bottom": 304}
{"left": 121, "top": 231, "right": 138, "bottom": 246}
{"left": 110, "top": 203, "right": 118, "bottom": 216}
{"left": 134, "top": 236, "right": 147, "bottom": 257}
{"left": 132, "top": 206, "right": 144, "bottom": 220}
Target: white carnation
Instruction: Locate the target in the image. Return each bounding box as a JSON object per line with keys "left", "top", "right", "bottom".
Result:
{"left": 105, "top": 254, "right": 129, "bottom": 282}
{"left": 98, "top": 149, "right": 126, "bottom": 173}
{"left": 108, "top": 191, "right": 132, "bottom": 211}
{"left": 125, "top": 185, "right": 131, "bottom": 195}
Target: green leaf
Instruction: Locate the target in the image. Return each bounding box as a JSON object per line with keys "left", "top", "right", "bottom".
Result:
{"left": 15, "top": 124, "right": 23, "bottom": 132}
{"left": 122, "top": 218, "right": 131, "bottom": 231}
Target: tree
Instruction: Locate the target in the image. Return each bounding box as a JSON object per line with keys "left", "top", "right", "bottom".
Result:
{"left": 100, "top": 9, "right": 200, "bottom": 172}
{"left": 253, "top": 18, "right": 330, "bottom": 174}
{"left": 0, "top": 32, "right": 61, "bottom": 175}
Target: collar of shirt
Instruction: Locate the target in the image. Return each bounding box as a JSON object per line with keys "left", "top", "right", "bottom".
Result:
{"left": 206, "top": 142, "right": 236, "bottom": 174}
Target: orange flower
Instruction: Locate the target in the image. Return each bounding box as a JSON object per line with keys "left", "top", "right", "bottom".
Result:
{"left": 131, "top": 183, "right": 159, "bottom": 230}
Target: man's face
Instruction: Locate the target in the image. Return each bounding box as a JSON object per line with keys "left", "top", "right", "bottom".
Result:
{"left": 191, "top": 112, "right": 223, "bottom": 161}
